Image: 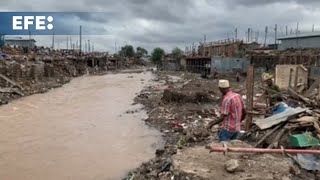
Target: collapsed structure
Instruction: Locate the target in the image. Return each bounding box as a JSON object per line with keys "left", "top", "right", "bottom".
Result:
{"left": 0, "top": 45, "right": 146, "bottom": 105}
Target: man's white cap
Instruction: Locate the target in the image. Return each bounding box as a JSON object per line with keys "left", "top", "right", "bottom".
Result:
{"left": 218, "top": 79, "right": 230, "bottom": 88}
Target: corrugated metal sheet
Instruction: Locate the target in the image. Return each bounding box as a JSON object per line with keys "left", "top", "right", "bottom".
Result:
{"left": 279, "top": 36, "right": 320, "bottom": 50}
{"left": 211, "top": 56, "right": 249, "bottom": 73}
{"left": 254, "top": 107, "right": 308, "bottom": 130}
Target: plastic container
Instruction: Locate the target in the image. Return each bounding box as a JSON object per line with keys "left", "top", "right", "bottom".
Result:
{"left": 289, "top": 132, "right": 320, "bottom": 147}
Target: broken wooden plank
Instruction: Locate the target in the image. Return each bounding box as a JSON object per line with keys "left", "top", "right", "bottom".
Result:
{"left": 254, "top": 123, "right": 283, "bottom": 148}
{"left": 267, "top": 128, "right": 286, "bottom": 149}
{"left": 305, "top": 79, "right": 320, "bottom": 98}
{"left": 288, "top": 87, "right": 312, "bottom": 105}
{"left": 0, "top": 87, "right": 24, "bottom": 96}
{"left": 254, "top": 107, "right": 308, "bottom": 130}
{"left": 0, "top": 74, "right": 24, "bottom": 90}
{"left": 289, "top": 116, "right": 319, "bottom": 123}
{"left": 0, "top": 88, "right": 14, "bottom": 93}
{"left": 12, "top": 88, "right": 24, "bottom": 96}
{"left": 246, "top": 65, "right": 254, "bottom": 131}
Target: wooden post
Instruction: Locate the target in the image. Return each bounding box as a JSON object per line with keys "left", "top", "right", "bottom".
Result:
{"left": 289, "top": 68, "right": 294, "bottom": 88}
{"left": 294, "top": 66, "right": 299, "bottom": 90}
{"left": 246, "top": 65, "right": 255, "bottom": 131}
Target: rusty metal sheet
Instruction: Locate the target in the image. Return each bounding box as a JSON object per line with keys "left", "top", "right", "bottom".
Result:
{"left": 254, "top": 107, "right": 308, "bottom": 130}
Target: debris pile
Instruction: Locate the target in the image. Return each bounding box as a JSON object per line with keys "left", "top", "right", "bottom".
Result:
{"left": 247, "top": 81, "right": 320, "bottom": 150}
{"left": 126, "top": 69, "right": 320, "bottom": 180}
{"left": 0, "top": 46, "right": 146, "bottom": 105}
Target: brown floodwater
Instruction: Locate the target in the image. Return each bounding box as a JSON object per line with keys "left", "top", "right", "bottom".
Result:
{"left": 0, "top": 72, "right": 163, "bottom": 180}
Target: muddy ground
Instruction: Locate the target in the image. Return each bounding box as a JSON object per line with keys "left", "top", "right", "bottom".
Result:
{"left": 125, "top": 71, "right": 320, "bottom": 180}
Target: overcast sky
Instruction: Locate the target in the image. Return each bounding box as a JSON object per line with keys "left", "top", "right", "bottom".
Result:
{"left": 1, "top": 0, "right": 320, "bottom": 53}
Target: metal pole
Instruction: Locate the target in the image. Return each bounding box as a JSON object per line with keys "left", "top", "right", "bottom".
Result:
{"left": 211, "top": 146, "right": 320, "bottom": 155}
{"left": 52, "top": 32, "right": 55, "bottom": 49}
{"left": 312, "top": 24, "right": 315, "bottom": 32}
{"left": 66, "top": 36, "right": 69, "bottom": 49}
{"left": 247, "top": 28, "right": 250, "bottom": 43}
{"left": 274, "top": 24, "right": 277, "bottom": 49}
{"left": 264, "top": 26, "right": 268, "bottom": 47}
{"left": 79, "top": 25, "right": 82, "bottom": 56}
{"left": 235, "top": 28, "right": 238, "bottom": 41}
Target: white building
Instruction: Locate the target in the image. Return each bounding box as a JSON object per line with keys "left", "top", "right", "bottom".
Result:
{"left": 5, "top": 37, "right": 36, "bottom": 48}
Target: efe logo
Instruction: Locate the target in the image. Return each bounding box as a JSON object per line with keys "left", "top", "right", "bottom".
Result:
{"left": 12, "top": 16, "right": 53, "bottom": 30}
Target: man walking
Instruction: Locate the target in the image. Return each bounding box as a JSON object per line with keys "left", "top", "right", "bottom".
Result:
{"left": 208, "top": 80, "right": 246, "bottom": 142}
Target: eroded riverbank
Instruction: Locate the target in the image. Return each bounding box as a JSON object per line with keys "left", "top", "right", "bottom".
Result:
{"left": 0, "top": 71, "right": 163, "bottom": 180}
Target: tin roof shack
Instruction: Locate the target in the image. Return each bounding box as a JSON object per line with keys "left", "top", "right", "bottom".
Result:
{"left": 249, "top": 49, "right": 320, "bottom": 89}
{"left": 5, "top": 38, "right": 36, "bottom": 48}
{"left": 185, "top": 39, "right": 260, "bottom": 75}
{"left": 278, "top": 32, "right": 320, "bottom": 50}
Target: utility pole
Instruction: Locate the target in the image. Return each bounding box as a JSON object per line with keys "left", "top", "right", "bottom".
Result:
{"left": 274, "top": 24, "right": 277, "bottom": 49}
{"left": 204, "top": 34, "right": 206, "bottom": 43}
{"left": 66, "top": 36, "right": 69, "bottom": 49}
{"left": 264, "top": 26, "right": 268, "bottom": 47}
{"left": 85, "top": 40, "right": 87, "bottom": 53}
{"left": 312, "top": 24, "right": 315, "bottom": 32}
{"left": 79, "top": 25, "right": 82, "bottom": 56}
{"left": 70, "top": 36, "right": 73, "bottom": 50}
{"left": 296, "top": 22, "right": 299, "bottom": 34}
{"left": 247, "top": 28, "right": 250, "bottom": 43}
{"left": 88, "top": 40, "right": 90, "bottom": 53}
{"left": 52, "top": 32, "right": 55, "bottom": 49}
{"left": 256, "top": 31, "right": 260, "bottom": 43}
{"left": 28, "top": 30, "right": 32, "bottom": 48}
{"left": 286, "top": 25, "right": 288, "bottom": 35}
{"left": 235, "top": 28, "right": 238, "bottom": 41}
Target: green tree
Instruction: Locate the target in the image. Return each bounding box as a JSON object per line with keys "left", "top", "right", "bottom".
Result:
{"left": 150, "top": 47, "right": 165, "bottom": 65}
{"left": 136, "top": 47, "right": 148, "bottom": 58}
{"left": 172, "top": 47, "right": 183, "bottom": 69}
{"left": 119, "top": 45, "right": 135, "bottom": 57}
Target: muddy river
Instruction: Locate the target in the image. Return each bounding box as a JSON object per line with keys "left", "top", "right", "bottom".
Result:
{"left": 0, "top": 72, "right": 163, "bottom": 180}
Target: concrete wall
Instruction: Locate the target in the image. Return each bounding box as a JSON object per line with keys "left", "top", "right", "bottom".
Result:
{"left": 310, "top": 67, "right": 320, "bottom": 79}
{"left": 275, "top": 65, "right": 308, "bottom": 89}
{"left": 211, "top": 56, "right": 249, "bottom": 74}
{"left": 163, "top": 62, "right": 178, "bottom": 71}
{"left": 279, "top": 36, "right": 320, "bottom": 50}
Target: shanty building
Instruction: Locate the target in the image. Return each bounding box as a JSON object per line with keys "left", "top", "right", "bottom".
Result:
{"left": 278, "top": 32, "right": 320, "bottom": 50}
{"left": 185, "top": 39, "right": 259, "bottom": 74}
{"left": 5, "top": 37, "right": 36, "bottom": 48}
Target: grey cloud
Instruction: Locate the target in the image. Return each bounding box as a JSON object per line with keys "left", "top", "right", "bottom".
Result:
{"left": 0, "top": 0, "right": 320, "bottom": 53}
{"left": 224, "top": 0, "right": 320, "bottom": 7}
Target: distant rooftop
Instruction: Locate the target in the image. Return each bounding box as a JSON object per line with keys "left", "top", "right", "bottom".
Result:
{"left": 278, "top": 32, "right": 320, "bottom": 40}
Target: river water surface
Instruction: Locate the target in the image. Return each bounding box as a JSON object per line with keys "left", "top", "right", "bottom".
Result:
{"left": 0, "top": 72, "right": 162, "bottom": 180}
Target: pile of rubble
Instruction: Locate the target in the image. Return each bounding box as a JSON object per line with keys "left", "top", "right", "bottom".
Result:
{"left": 126, "top": 71, "right": 319, "bottom": 180}
{"left": 125, "top": 69, "right": 320, "bottom": 180}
